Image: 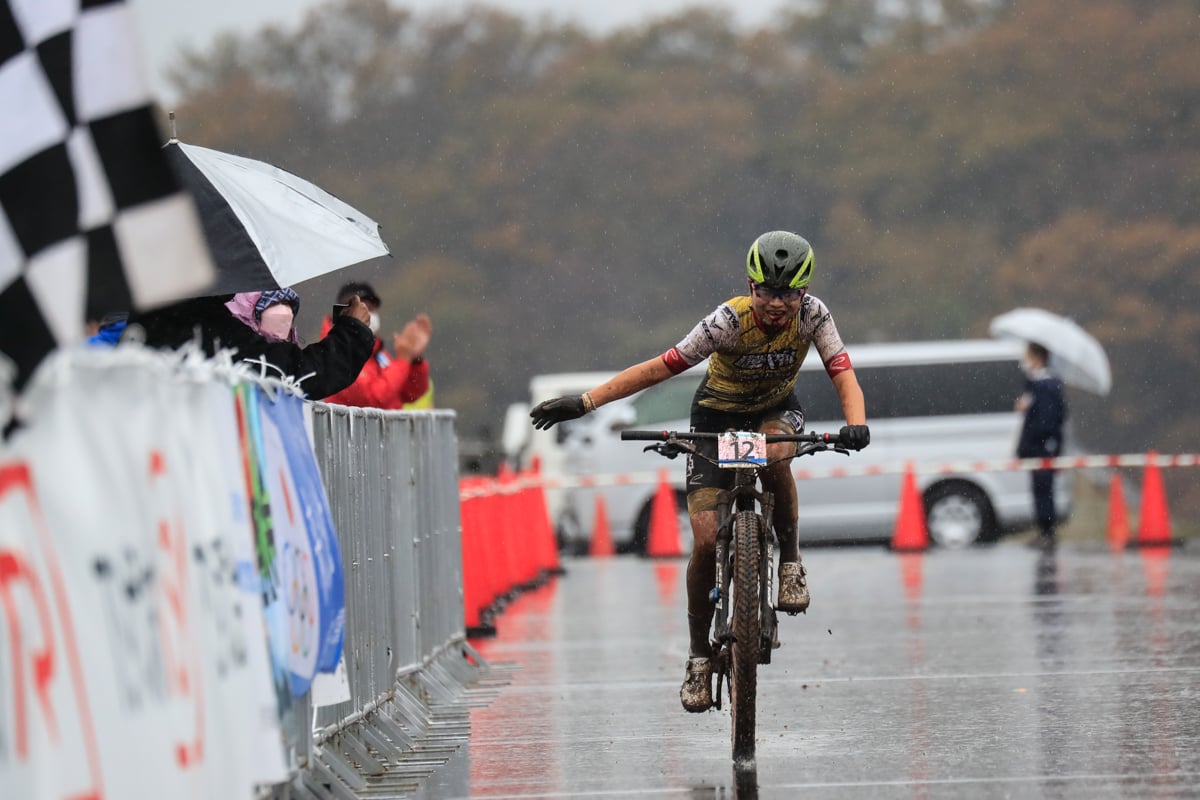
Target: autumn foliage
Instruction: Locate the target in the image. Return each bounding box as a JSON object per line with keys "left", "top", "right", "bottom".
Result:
{"left": 167, "top": 0, "right": 1200, "bottom": 518}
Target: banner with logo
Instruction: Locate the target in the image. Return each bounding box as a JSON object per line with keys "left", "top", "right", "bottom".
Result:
{"left": 0, "top": 348, "right": 345, "bottom": 797}
{"left": 252, "top": 388, "right": 346, "bottom": 696}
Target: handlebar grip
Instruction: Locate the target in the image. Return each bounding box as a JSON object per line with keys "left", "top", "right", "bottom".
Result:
{"left": 620, "top": 430, "right": 671, "bottom": 441}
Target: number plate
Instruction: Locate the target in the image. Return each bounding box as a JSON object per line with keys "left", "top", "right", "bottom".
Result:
{"left": 717, "top": 432, "right": 766, "bottom": 468}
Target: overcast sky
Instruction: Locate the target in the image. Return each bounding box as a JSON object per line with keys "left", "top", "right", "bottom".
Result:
{"left": 129, "top": 0, "right": 780, "bottom": 102}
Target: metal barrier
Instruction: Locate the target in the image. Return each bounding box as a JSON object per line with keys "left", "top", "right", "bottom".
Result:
{"left": 273, "top": 404, "right": 488, "bottom": 800}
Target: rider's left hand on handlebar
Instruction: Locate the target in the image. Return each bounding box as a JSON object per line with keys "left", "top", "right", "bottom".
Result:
{"left": 839, "top": 424, "right": 871, "bottom": 450}
{"left": 530, "top": 395, "right": 587, "bottom": 430}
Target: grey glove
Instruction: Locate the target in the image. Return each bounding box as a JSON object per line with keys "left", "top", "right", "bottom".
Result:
{"left": 530, "top": 395, "right": 586, "bottom": 430}
{"left": 839, "top": 424, "right": 871, "bottom": 450}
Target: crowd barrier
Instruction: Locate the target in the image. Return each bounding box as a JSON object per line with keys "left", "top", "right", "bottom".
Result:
{"left": 286, "top": 402, "right": 487, "bottom": 800}
{"left": 0, "top": 346, "right": 486, "bottom": 800}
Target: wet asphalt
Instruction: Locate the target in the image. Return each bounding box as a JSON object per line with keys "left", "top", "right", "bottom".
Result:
{"left": 424, "top": 542, "right": 1200, "bottom": 799}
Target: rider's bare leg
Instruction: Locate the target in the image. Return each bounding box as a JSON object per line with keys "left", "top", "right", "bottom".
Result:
{"left": 762, "top": 430, "right": 809, "bottom": 613}
{"left": 764, "top": 460, "right": 800, "bottom": 562}
{"left": 761, "top": 429, "right": 800, "bottom": 563}
{"left": 686, "top": 509, "right": 718, "bottom": 658}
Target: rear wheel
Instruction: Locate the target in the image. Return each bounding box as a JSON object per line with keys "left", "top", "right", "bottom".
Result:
{"left": 730, "top": 509, "right": 761, "bottom": 768}
{"left": 924, "top": 481, "right": 996, "bottom": 547}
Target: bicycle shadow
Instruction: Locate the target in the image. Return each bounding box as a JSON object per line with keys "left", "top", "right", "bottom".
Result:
{"left": 687, "top": 766, "right": 758, "bottom": 799}
{"left": 733, "top": 766, "right": 759, "bottom": 799}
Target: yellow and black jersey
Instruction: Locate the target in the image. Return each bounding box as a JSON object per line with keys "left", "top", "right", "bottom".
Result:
{"left": 662, "top": 294, "right": 850, "bottom": 413}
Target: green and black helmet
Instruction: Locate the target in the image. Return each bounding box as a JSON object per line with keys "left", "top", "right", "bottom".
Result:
{"left": 746, "top": 231, "right": 814, "bottom": 290}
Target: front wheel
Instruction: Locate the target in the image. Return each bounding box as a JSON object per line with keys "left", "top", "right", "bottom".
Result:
{"left": 730, "top": 509, "right": 762, "bottom": 768}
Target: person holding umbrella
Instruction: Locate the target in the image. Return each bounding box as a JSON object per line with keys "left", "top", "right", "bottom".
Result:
{"left": 991, "top": 308, "right": 1111, "bottom": 550}
{"left": 125, "top": 292, "right": 376, "bottom": 400}
{"left": 1015, "top": 342, "right": 1068, "bottom": 550}
{"left": 128, "top": 138, "right": 392, "bottom": 397}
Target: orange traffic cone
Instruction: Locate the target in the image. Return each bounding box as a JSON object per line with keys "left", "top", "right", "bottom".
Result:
{"left": 1106, "top": 472, "right": 1130, "bottom": 552}
{"left": 890, "top": 465, "right": 929, "bottom": 552}
{"left": 645, "top": 470, "right": 683, "bottom": 558}
{"left": 589, "top": 494, "right": 616, "bottom": 557}
{"left": 1130, "top": 451, "right": 1179, "bottom": 548}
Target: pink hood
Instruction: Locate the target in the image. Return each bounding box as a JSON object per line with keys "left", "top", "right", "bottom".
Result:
{"left": 225, "top": 291, "right": 299, "bottom": 344}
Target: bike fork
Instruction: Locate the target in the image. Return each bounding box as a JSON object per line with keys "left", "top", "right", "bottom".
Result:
{"left": 710, "top": 495, "right": 736, "bottom": 708}
{"left": 759, "top": 515, "right": 779, "bottom": 665}
{"left": 754, "top": 488, "right": 779, "bottom": 664}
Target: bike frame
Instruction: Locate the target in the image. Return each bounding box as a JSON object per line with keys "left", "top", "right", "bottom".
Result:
{"left": 621, "top": 429, "right": 846, "bottom": 679}
{"left": 622, "top": 428, "right": 847, "bottom": 770}
{"left": 711, "top": 460, "right": 777, "bottom": 683}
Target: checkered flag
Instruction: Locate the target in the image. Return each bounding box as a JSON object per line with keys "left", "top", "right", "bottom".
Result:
{"left": 0, "top": 0, "right": 215, "bottom": 389}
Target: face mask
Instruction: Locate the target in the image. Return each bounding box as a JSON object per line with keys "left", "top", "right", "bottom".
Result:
{"left": 259, "top": 304, "right": 294, "bottom": 341}
{"left": 368, "top": 312, "right": 381, "bottom": 334}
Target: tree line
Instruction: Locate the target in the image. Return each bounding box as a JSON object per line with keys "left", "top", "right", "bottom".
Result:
{"left": 166, "top": 0, "right": 1200, "bottom": 518}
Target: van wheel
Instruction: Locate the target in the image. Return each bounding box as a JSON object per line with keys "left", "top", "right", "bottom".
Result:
{"left": 555, "top": 508, "right": 588, "bottom": 556}
{"left": 923, "top": 481, "right": 996, "bottom": 548}
{"left": 631, "top": 489, "right": 691, "bottom": 556}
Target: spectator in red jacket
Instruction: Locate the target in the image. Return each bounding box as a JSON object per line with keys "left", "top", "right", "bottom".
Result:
{"left": 320, "top": 281, "right": 432, "bottom": 409}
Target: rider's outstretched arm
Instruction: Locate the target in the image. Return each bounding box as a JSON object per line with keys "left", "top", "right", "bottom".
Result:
{"left": 589, "top": 356, "right": 674, "bottom": 409}
{"left": 529, "top": 356, "right": 676, "bottom": 430}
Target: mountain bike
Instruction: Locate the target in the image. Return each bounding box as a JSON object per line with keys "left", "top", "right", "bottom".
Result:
{"left": 621, "top": 428, "right": 849, "bottom": 769}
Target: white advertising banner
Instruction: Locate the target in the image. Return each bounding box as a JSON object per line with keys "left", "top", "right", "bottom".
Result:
{"left": 0, "top": 348, "right": 343, "bottom": 798}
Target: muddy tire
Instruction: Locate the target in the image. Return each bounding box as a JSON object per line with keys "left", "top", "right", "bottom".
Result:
{"left": 730, "top": 509, "right": 761, "bottom": 768}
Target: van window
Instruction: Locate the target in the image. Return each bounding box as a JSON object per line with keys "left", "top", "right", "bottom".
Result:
{"left": 626, "top": 356, "right": 1020, "bottom": 426}
{"left": 632, "top": 375, "right": 703, "bottom": 426}
{"left": 863, "top": 361, "right": 1021, "bottom": 419}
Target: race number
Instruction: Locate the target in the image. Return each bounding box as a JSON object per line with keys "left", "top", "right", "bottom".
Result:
{"left": 718, "top": 432, "right": 766, "bottom": 468}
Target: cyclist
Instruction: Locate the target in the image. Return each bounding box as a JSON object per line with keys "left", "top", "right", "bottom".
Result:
{"left": 530, "top": 230, "right": 869, "bottom": 713}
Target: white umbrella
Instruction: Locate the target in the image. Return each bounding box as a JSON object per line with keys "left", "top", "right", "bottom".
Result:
{"left": 164, "top": 139, "right": 390, "bottom": 295}
{"left": 988, "top": 307, "right": 1112, "bottom": 395}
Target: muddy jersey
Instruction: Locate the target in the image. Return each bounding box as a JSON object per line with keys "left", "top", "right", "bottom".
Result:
{"left": 663, "top": 294, "right": 850, "bottom": 413}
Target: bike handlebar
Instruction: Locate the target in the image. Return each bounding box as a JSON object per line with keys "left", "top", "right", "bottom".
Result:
{"left": 620, "top": 430, "right": 844, "bottom": 446}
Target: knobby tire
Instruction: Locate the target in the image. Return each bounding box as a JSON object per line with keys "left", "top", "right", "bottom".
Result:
{"left": 730, "top": 509, "right": 761, "bottom": 768}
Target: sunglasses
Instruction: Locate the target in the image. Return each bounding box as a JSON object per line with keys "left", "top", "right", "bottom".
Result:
{"left": 749, "top": 281, "right": 806, "bottom": 302}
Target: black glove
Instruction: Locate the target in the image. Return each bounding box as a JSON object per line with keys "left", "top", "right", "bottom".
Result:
{"left": 839, "top": 424, "right": 871, "bottom": 450}
{"left": 530, "top": 395, "right": 587, "bottom": 430}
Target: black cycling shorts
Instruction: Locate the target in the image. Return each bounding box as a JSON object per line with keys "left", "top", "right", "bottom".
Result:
{"left": 684, "top": 392, "right": 805, "bottom": 511}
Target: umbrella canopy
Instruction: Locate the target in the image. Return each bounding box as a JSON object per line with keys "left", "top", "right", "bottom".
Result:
{"left": 164, "top": 140, "right": 390, "bottom": 295}
{"left": 988, "top": 307, "right": 1112, "bottom": 395}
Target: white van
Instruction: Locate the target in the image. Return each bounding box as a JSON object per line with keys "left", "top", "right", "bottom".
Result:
{"left": 551, "top": 339, "right": 1072, "bottom": 553}
{"left": 502, "top": 370, "right": 617, "bottom": 527}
